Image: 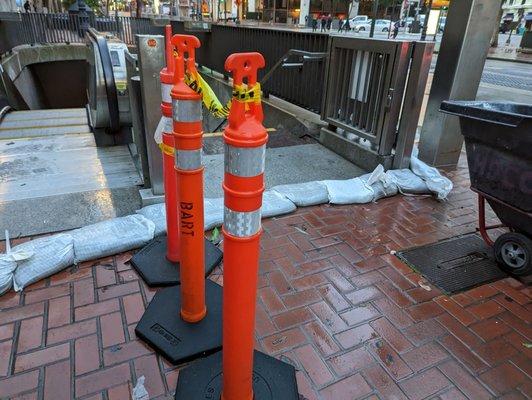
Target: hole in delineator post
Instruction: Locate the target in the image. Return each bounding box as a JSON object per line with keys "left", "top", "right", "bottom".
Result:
{"left": 243, "top": 76, "right": 249, "bottom": 85}
{"left": 184, "top": 51, "right": 189, "bottom": 60}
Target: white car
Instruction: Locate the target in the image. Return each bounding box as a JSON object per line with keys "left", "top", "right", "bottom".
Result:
{"left": 374, "top": 19, "right": 393, "bottom": 32}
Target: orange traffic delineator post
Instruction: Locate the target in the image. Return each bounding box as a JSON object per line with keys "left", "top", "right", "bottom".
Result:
{"left": 134, "top": 34, "right": 223, "bottom": 365}
{"left": 174, "top": 53, "right": 299, "bottom": 400}
{"left": 131, "top": 26, "right": 222, "bottom": 287}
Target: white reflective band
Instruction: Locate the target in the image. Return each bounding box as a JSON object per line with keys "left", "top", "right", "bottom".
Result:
{"left": 224, "top": 207, "right": 261, "bottom": 237}
{"left": 162, "top": 116, "right": 173, "bottom": 134}
{"left": 224, "top": 144, "right": 266, "bottom": 177}
{"left": 172, "top": 99, "right": 203, "bottom": 122}
{"left": 161, "top": 83, "right": 172, "bottom": 103}
{"left": 175, "top": 149, "right": 202, "bottom": 170}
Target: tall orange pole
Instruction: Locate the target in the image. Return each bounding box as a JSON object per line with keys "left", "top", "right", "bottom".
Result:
{"left": 170, "top": 34, "right": 206, "bottom": 323}
{"left": 160, "top": 25, "right": 179, "bottom": 263}
{"left": 221, "top": 52, "right": 267, "bottom": 400}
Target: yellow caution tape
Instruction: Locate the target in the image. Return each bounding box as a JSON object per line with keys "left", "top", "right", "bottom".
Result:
{"left": 232, "top": 83, "right": 261, "bottom": 104}
{"left": 159, "top": 142, "right": 174, "bottom": 156}
{"left": 185, "top": 72, "right": 230, "bottom": 119}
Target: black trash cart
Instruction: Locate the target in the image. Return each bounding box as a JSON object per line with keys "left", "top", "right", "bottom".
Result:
{"left": 441, "top": 101, "right": 532, "bottom": 276}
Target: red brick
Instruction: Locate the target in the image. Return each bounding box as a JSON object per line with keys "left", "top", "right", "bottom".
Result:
{"left": 334, "top": 323, "right": 377, "bottom": 349}
{"left": 376, "top": 280, "right": 414, "bottom": 307}
{"left": 311, "top": 301, "right": 348, "bottom": 333}
{"left": 123, "top": 293, "right": 144, "bottom": 325}
{"left": 291, "top": 273, "right": 326, "bottom": 291}
{"left": 24, "top": 284, "right": 70, "bottom": 304}
{"left": 499, "top": 312, "right": 532, "bottom": 339}
{"left": 254, "top": 302, "right": 276, "bottom": 338}
{"left": 434, "top": 296, "right": 478, "bottom": 325}
{"left": 0, "top": 323, "right": 14, "bottom": 341}
{"left": 75, "top": 363, "right": 131, "bottom": 397}
{"left": 75, "top": 298, "right": 120, "bottom": 321}
{"left": 0, "top": 291, "right": 20, "bottom": 309}
{"left": 439, "top": 387, "right": 468, "bottom": 400}
{"left": 50, "top": 265, "right": 92, "bottom": 286}
{"left": 402, "top": 341, "right": 448, "bottom": 372}
{"left": 303, "top": 321, "right": 340, "bottom": 356}
{"left": 18, "top": 316, "right": 43, "bottom": 352}
{"left": 258, "top": 287, "right": 286, "bottom": 315}
{"left": 95, "top": 264, "right": 116, "bottom": 288}
{"left": 439, "top": 360, "right": 493, "bottom": 399}
{"left": 370, "top": 317, "right": 412, "bottom": 353}
{"left": 340, "top": 304, "right": 380, "bottom": 326}
{"left": 100, "top": 312, "right": 125, "bottom": 348}
{"left": 324, "top": 268, "right": 355, "bottom": 293}
{"left": 479, "top": 362, "right": 528, "bottom": 395}
{"left": 374, "top": 297, "right": 413, "bottom": 329}
{"left": 1, "top": 302, "right": 44, "bottom": 324}
{"left": 261, "top": 327, "right": 307, "bottom": 354}
{"left": 73, "top": 279, "right": 95, "bottom": 308}
{"left": 75, "top": 334, "right": 100, "bottom": 375}
{"left": 0, "top": 370, "right": 40, "bottom": 398}
{"left": 451, "top": 292, "right": 475, "bottom": 307}
{"left": 329, "top": 346, "right": 373, "bottom": 376}
{"left": 267, "top": 270, "right": 293, "bottom": 295}
{"left": 399, "top": 368, "right": 450, "bottom": 400}
{"left": 402, "top": 319, "right": 445, "bottom": 346}
{"left": 103, "top": 340, "right": 151, "bottom": 366}
{"left": 294, "top": 344, "right": 334, "bottom": 386}
{"left": 115, "top": 252, "right": 132, "bottom": 272}
{"left": 118, "top": 269, "right": 140, "bottom": 283}
{"left": 466, "top": 285, "right": 499, "bottom": 301}
{"left": 107, "top": 383, "right": 131, "bottom": 400}
{"left": 474, "top": 337, "right": 517, "bottom": 367}
{"left": 289, "top": 232, "right": 316, "bottom": 252}
{"left": 381, "top": 253, "right": 414, "bottom": 276}
{"left": 363, "top": 364, "right": 408, "bottom": 400}
{"left": 439, "top": 335, "right": 488, "bottom": 374}
{"left": 10, "top": 391, "right": 38, "bottom": 400}
{"left": 350, "top": 271, "right": 385, "bottom": 288}
{"left": 495, "top": 295, "right": 530, "bottom": 323}
{"left": 0, "top": 339, "right": 12, "bottom": 377}
{"left": 371, "top": 339, "right": 413, "bottom": 380}
{"left": 15, "top": 343, "right": 69, "bottom": 372}
{"left": 407, "top": 301, "right": 444, "bottom": 322}
{"left": 165, "top": 370, "right": 179, "bottom": 391}
{"left": 294, "top": 259, "right": 331, "bottom": 277}
{"left": 44, "top": 359, "right": 71, "bottom": 400}
{"left": 355, "top": 255, "right": 388, "bottom": 272}
{"left": 319, "top": 373, "right": 372, "bottom": 400}
{"left": 437, "top": 313, "right": 483, "bottom": 348}
{"left": 470, "top": 318, "right": 511, "bottom": 342}
{"left": 295, "top": 370, "right": 319, "bottom": 400}
{"left": 97, "top": 281, "right": 139, "bottom": 301}
{"left": 346, "top": 286, "right": 383, "bottom": 306}
{"left": 380, "top": 266, "right": 415, "bottom": 290}
{"left": 273, "top": 307, "right": 314, "bottom": 331}
{"left": 317, "top": 284, "right": 350, "bottom": 312}
{"left": 47, "top": 319, "right": 97, "bottom": 344}
{"left": 492, "top": 280, "right": 530, "bottom": 305}
{"left": 134, "top": 355, "right": 165, "bottom": 398}
{"left": 468, "top": 300, "right": 505, "bottom": 320}
{"left": 48, "top": 296, "right": 71, "bottom": 328}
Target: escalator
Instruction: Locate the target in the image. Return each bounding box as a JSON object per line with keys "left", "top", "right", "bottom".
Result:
{"left": 0, "top": 30, "right": 142, "bottom": 239}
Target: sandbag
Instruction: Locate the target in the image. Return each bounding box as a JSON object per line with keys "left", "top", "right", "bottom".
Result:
{"left": 360, "top": 165, "right": 398, "bottom": 201}
{"left": 72, "top": 215, "right": 155, "bottom": 263}
{"left": 204, "top": 198, "right": 224, "bottom": 231}
{"left": 384, "top": 169, "right": 430, "bottom": 195}
{"left": 272, "top": 181, "right": 329, "bottom": 207}
{"left": 136, "top": 203, "right": 166, "bottom": 237}
{"left": 262, "top": 191, "right": 297, "bottom": 218}
{"left": 410, "top": 148, "right": 453, "bottom": 200}
{"left": 0, "top": 232, "right": 33, "bottom": 295}
{"left": 13, "top": 234, "right": 74, "bottom": 291}
{"left": 321, "top": 178, "right": 374, "bottom": 204}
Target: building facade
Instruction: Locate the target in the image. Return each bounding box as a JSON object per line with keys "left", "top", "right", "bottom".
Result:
{"left": 502, "top": 0, "right": 532, "bottom": 21}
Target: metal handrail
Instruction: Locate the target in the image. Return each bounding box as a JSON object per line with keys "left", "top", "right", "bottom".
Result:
{"left": 261, "top": 49, "right": 327, "bottom": 87}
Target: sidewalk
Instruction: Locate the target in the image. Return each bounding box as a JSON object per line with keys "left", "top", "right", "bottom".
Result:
{"left": 0, "top": 153, "right": 530, "bottom": 399}
{"left": 487, "top": 46, "right": 532, "bottom": 64}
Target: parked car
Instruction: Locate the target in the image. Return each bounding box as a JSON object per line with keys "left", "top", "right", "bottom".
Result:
{"left": 352, "top": 20, "right": 371, "bottom": 32}
{"left": 375, "top": 19, "right": 392, "bottom": 32}
{"left": 349, "top": 15, "right": 370, "bottom": 25}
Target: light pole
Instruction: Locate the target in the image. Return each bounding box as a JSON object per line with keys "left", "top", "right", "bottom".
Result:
{"left": 420, "top": 0, "right": 433, "bottom": 40}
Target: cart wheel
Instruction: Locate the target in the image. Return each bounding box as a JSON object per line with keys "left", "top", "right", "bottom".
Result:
{"left": 494, "top": 233, "right": 532, "bottom": 276}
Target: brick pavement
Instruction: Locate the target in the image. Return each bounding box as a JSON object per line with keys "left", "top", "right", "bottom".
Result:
{"left": 0, "top": 156, "right": 530, "bottom": 399}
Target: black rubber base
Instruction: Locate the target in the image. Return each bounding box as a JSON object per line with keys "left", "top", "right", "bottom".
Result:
{"left": 130, "top": 235, "right": 222, "bottom": 287}
{"left": 397, "top": 233, "right": 507, "bottom": 294}
{"left": 175, "top": 350, "right": 299, "bottom": 400}
{"left": 135, "top": 280, "right": 222, "bottom": 365}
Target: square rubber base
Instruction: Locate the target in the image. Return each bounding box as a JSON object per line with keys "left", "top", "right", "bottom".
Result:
{"left": 135, "top": 280, "right": 222, "bottom": 365}
{"left": 130, "top": 235, "right": 223, "bottom": 287}
{"left": 175, "top": 350, "right": 299, "bottom": 400}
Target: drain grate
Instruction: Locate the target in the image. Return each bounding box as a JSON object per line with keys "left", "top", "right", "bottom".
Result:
{"left": 396, "top": 234, "right": 507, "bottom": 294}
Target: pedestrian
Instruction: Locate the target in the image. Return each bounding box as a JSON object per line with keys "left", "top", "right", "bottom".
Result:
{"left": 312, "top": 17, "right": 318, "bottom": 32}
{"left": 327, "top": 14, "right": 332, "bottom": 31}
{"left": 23, "top": 0, "right": 30, "bottom": 12}
{"left": 392, "top": 20, "right": 399, "bottom": 39}
{"left": 305, "top": 15, "right": 308, "bottom": 27}
{"left": 338, "top": 17, "right": 344, "bottom": 32}
{"left": 320, "top": 15, "right": 327, "bottom": 32}
{"left": 345, "top": 18, "right": 351, "bottom": 32}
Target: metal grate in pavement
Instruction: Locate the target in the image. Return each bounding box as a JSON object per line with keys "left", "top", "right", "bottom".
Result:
{"left": 396, "top": 233, "right": 507, "bottom": 294}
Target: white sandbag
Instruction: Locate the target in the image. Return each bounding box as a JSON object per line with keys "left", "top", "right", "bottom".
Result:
{"left": 0, "top": 231, "right": 33, "bottom": 295}
{"left": 261, "top": 190, "right": 297, "bottom": 218}
{"left": 360, "top": 165, "right": 398, "bottom": 201}
{"left": 13, "top": 234, "right": 75, "bottom": 291}
{"left": 204, "top": 198, "right": 224, "bottom": 230}
{"left": 321, "top": 178, "right": 374, "bottom": 204}
{"left": 136, "top": 203, "right": 166, "bottom": 237}
{"left": 72, "top": 215, "right": 155, "bottom": 263}
{"left": 385, "top": 169, "right": 430, "bottom": 195}
{"left": 271, "top": 181, "right": 329, "bottom": 207}
{"left": 410, "top": 152, "right": 453, "bottom": 200}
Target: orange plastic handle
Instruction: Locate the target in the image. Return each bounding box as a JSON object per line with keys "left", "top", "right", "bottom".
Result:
{"left": 164, "top": 25, "right": 174, "bottom": 73}
{"left": 224, "top": 52, "right": 265, "bottom": 86}
{"left": 171, "top": 34, "right": 200, "bottom": 82}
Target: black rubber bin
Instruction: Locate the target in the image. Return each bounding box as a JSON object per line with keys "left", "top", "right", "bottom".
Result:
{"left": 440, "top": 101, "right": 532, "bottom": 213}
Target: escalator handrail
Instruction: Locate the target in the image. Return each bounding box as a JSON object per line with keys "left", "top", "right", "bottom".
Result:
{"left": 87, "top": 28, "right": 119, "bottom": 133}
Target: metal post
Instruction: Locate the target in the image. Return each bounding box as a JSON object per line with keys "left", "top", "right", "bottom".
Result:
{"left": 418, "top": 0, "right": 503, "bottom": 168}
{"left": 420, "top": 0, "right": 432, "bottom": 40}
{"left": 369, "top": 0, "right": 379, "bottom": 37}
